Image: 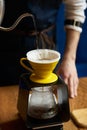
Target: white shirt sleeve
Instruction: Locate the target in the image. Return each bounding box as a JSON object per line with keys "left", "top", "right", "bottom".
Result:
{"left": 63, "top": 0, "right": 87, "bottom": 32}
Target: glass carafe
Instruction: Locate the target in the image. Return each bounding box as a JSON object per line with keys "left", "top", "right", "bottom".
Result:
{"left": 28, "top": 86, "right": 58, "bottom": 119}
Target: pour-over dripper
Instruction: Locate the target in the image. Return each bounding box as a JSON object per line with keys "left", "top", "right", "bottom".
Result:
{"left": 20, "top": 49, "right": 61, "bottom": 84}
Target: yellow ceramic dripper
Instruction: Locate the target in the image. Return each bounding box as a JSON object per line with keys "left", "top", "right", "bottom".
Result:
{"left": 20, "top": 49, "right": 61, "bottom": 84}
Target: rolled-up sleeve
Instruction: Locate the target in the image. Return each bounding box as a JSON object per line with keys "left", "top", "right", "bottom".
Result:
{"left": 63, "top": 0, "right": 87, "bottom": 32}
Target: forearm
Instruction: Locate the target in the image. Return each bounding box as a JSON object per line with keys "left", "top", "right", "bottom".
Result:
{"left": 63, "top": 29, "right": 80, "bottom": 62}
{"left": 63, "top": 0, "right": 86, "bottom": 61}
{"left": 58, "top": 28, "right": 80, "bottom": 98}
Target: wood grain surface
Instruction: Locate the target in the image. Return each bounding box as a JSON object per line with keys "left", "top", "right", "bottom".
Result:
{"left": 64, "top": 77, "right": 87, "bottom": 130}
{"left": 71, "top": 108, "right": 87, "bottom": 128}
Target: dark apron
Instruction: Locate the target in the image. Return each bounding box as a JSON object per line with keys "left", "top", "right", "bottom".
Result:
{"left": 24, "top": 0, "right": 62, "bottom": 50}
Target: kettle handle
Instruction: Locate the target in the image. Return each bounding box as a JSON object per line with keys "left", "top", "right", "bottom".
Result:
{"left": 20, "top": 57, "right": 33, "bottom": 73}
{"left": 0, "top": 0, "right": 5, "bottom": 24}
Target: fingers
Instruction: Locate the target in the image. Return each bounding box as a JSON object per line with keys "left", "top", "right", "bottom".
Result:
{"left": 68, "top": 76, "right": 75, "bottom": 98}
{"left": 67, "top": 76, "right": 79, "bottom": 98}
{"left": 73, "top": 77, "right": 79, "bottom": 97}
{"left": 57, "top": 62, "right": 79, "bottom": 98}
{"left": 63, "top": 77, "right": 74, "bottom": 98}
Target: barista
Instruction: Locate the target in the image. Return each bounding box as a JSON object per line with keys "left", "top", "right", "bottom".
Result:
{"left": 0, "top": 0, "right": 86, "bottom": 99}
{"left": 22, "top": 0, "right": 87, "bottom": 99}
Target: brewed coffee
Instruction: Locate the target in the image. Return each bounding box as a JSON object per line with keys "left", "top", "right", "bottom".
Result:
{"left": 28, "top": 86, "right": 58, "bottom": 119}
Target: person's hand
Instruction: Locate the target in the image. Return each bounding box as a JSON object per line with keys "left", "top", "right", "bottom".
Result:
{"left": 57, "top": 58, "right": 79, "bottom": 98}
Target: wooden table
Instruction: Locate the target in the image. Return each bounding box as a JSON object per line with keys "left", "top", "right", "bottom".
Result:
{"left": 0, "top": 77, "right": 87, "bottom": 130}
{"left": 64, "top": 78, "right": 87, "bottom": 130}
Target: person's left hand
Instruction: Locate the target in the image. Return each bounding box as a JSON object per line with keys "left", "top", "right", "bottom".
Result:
{"left": 57, "top": 58, "right": 79, "bottom": 98}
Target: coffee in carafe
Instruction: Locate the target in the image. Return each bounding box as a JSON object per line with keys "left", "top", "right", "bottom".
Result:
{"left": 28, "top": 86, "right": 58, "bottom": 119}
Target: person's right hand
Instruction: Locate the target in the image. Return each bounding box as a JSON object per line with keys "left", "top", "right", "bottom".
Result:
{"left": 57, "top": 58, "right": 79, "bottom": 98}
